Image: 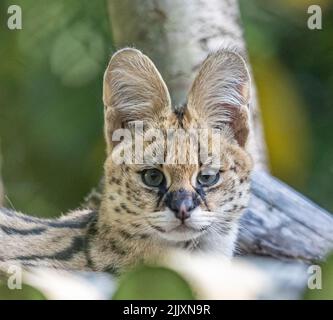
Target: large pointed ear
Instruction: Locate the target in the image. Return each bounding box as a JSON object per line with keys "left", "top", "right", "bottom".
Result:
{"left": 187, "top": 50, "right": 251, "bottom": 147}
{"left": 103, "top": 48, "right": 171, "bottom": 152}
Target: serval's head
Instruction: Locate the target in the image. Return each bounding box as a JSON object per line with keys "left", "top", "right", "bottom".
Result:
{"left": 101, "top": 48, "right": 252, "bottom": 253}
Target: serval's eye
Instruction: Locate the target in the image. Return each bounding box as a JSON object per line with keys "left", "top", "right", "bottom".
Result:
{"left": 197, "top": 171, "right": 220, "bottom": 187}
{"left": 142, "top": 169, "right": 165, "bottom": 187}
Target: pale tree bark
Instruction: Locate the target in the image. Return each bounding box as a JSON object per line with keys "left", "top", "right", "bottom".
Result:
{"left": 105, "top": 0, "right": 333, "bottom": 262}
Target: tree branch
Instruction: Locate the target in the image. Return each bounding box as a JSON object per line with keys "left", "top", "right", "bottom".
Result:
{"left": 239, "top": 171, "right": 333, "bottom": 262}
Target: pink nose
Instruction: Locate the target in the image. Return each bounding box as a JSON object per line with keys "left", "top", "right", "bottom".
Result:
{"left": 165, "top": 189, "right": 199, "bottom": 221}
{"left": 176, "top": 201, "right": 193, "bottom": 222}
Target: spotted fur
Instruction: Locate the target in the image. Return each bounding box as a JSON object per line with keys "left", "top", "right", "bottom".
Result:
{"left": 0, "top": 48, "right": 253, "bottom": 274}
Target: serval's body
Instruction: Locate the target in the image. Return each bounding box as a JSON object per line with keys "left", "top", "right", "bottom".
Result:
{"left": 0, "top": 48, "right": 253, "bottom": 275}
{"left": 0, "top": 208, "right": 95, "bottom": 271}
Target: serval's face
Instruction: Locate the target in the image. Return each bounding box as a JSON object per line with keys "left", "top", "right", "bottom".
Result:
{"left": 101, "top": 48, "right": 253, "bottom": 245}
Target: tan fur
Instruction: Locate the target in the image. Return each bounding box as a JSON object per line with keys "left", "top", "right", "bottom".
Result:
{"left": 0, "top": 48, "right": 253, "bottom": 275}
{"left": 187, "top": 50, "right": 251, "bottom": 146}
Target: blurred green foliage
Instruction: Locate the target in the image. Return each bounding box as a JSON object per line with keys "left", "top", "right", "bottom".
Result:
{"left": 0, "top": 0, "right": 111, "bottom": 216}
{"left": 113, "top": 265, "right": 195, "bottom": 300}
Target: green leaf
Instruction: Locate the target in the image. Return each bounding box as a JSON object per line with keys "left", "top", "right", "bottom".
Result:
{"left": 113, "top": 265, "right": 195, "bottom": 300}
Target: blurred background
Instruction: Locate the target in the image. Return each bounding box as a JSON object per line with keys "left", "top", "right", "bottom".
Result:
{"left": 0, "top": 0, "right": 332, "bottom": 218}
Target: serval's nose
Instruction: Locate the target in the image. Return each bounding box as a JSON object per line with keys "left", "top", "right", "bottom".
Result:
{"left": 165, "top": 189, "right": 199, "bottom": 222}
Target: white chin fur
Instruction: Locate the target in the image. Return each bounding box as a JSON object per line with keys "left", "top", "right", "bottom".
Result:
{"left": 157, "top": 227, "right": 203, "bottom": 242}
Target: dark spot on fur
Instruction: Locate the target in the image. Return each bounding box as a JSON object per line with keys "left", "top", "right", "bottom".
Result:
{"left": 111, "top": 177, "right": 121, "bottom": 185}
{"left": 108, "top": 238, "right": 126, "bottom": 256}
{"left": 131, "top": 223, "right": 141, "bottom": 228}
{"left": 183, "top": 241, "right": 192, "bottom": 249}
{"left": 119, "top": 229, "right": 133, "bottom": 239}
{"left": 149, "top": 223, "right": 165, "bottom": 233}
{"left": 85, "top": 214, "right": 99, "bottom": 270}
{"left": 14, "top": 236, "right": 86, "bottom": 262}
{"left": 135, "top": 203, "right": 145, "bottom": 210}
{"left": 0, "top": 208, "right": 96, "bottom": 230}
{"left": 125, "top": 208, "right": 138, "bottom": 215}
{"left": 105, "top": 265, "right": 120, "bottom": 276}
{"left": 0, "top": 225, "right": 47, "bottom": 236}
{"left": 174, "top": 106, "right": 185, "bottom": 128}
